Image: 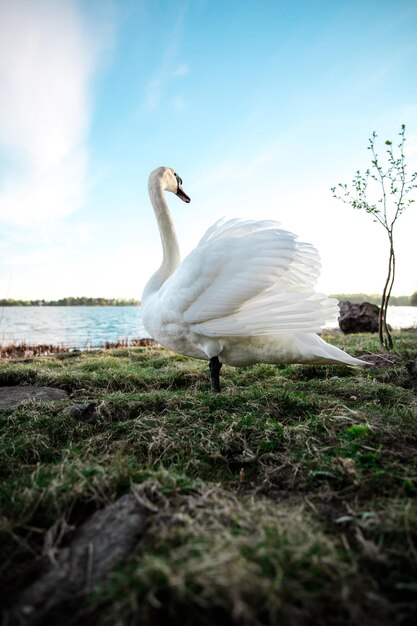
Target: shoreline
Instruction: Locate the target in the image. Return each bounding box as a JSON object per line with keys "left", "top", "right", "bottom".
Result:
{"left": 1, "top": 328, "right": 416, "bottom": 360}
{"left": 0, "top": 338, "right": 157, "bottom": 359}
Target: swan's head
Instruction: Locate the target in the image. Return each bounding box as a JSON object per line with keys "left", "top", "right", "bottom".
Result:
{"left": 150, "top": 166, "right": 191, "bottom": 203}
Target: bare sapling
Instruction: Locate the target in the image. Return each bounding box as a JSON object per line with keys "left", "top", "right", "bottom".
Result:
{"left": 332, "top": 124, "right": 417, "bottom": 349}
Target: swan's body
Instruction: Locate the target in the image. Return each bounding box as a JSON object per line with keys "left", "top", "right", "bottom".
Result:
{"left": 142, "top": 167, "right": 365, "bottom": 389}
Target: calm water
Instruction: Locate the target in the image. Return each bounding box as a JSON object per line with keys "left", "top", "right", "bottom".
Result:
{"left": 0, "top": 306, "right": 148, "bottom": 348}
{"left": 0, "top": 305, "right": 416, "bottom": 349}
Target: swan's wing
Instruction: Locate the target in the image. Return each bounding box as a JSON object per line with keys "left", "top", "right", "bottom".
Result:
{"left": 154, "top": 219, "right": 336, "bottom": 335}
{"left": 197, "top": 218, "right": 281, "bottom": 246}
{"left": 194, "top": 291, "right": 339, "bottom": 335}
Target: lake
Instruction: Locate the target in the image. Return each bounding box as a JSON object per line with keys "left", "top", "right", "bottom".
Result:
{"left": 0, "top": 305, "right": 416, "bottom": 349}
{"left": 0, "top": 306, "right": 148, "bottom": 348}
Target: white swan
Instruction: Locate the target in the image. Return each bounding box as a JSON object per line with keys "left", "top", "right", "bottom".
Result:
{"left": 142, "top": 166, "right": 366, "bottom": 391}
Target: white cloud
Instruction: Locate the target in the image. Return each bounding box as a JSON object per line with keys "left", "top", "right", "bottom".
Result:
{"left": 144, "top": 78, "right": 164, "bottom": 110}
{"left": 0, "top": 151, "right": 88, "bottom": 225}
{"left": 0, "top": 0, "right": 100, "bottom": 226}
{"left": 143, "top": 67, "right": 188, "bottom": 111}
{"left": 171, "top": 95, "right": 186, "bottom": 111}
{"left": 173, "top": 63, "right": 189, "bottom": 76}
{"left": 141, "top": 13, "right": 188, "bottom": 112}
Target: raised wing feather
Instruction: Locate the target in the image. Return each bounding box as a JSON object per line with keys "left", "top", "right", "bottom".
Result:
{"left": 153, "top": 219, "right": 336, "bottom": 335}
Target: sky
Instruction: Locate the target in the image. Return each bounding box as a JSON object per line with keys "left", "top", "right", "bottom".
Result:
{"left": 1, "top": 0, "right": 417, "bottom": 301}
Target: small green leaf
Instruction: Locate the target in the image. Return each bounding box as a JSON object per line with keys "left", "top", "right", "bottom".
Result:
{"left": 345, "top": 424, "right": 369, "bottom": 438}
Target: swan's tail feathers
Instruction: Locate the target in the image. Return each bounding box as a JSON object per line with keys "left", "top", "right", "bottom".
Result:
{"left": 293, "top": 334, "right": 369, "bottom": 367}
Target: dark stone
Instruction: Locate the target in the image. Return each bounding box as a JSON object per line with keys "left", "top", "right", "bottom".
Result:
{"left": 0, "top": 385, "right": 69, "bottom": 410}
{"left": 338, "top": 300, "right": 380, "bottom": 334}
{"left": 63, "top": 402, "right": 98, "bottom": 423}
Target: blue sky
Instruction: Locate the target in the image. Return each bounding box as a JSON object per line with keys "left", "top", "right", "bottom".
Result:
{"left": 1, "top": 0, "right": 416, "bottom": 300}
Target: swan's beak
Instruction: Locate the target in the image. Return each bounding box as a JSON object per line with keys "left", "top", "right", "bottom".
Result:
{"left": 176, "top": 184, "right": 191, "bottom": 203}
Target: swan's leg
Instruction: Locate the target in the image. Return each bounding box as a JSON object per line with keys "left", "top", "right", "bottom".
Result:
{"left": 209, "top": 356, "right": 222, "bottom": 393}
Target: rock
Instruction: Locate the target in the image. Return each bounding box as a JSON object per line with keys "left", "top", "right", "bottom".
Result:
{"left": 63, "top": 402, "right": 98, "bottom": 423}
{"left": 9, "top": 494, "right": 150, "bottom": 626}
{"left": 0, "top": 385, "right": 69, "bottom": 410}
{"left": 338, "top": 300, "right": 380, "bottom": 334}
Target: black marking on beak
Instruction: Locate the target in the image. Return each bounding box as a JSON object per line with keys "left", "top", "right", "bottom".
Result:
{"left": 174, "top": 172, "right": 191, "bottom": 203}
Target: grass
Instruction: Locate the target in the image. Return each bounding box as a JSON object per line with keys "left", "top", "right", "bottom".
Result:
{"left": 1, "top": 332, "right": 417, "bottom": 625}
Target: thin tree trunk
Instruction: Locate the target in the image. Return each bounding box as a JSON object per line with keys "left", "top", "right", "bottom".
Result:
{"left": 384, "top": 241, "right": 395, "bottom": 350}
{"left": 379, "top": 235, "right": 395, "bottom": 350}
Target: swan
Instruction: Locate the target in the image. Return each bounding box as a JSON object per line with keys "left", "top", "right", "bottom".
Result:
{"left": 142, "top": 166, "right": 366, "bottom": 392}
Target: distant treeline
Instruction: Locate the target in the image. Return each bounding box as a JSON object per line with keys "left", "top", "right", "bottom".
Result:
{"left": 0, "top": 297, "right": 140, "bottom": 307}
{"left": 2, "top": 294, "right": 416, "bottom": 307}
{"left": 331, "top": 293, "right": 415, "bottom": 306}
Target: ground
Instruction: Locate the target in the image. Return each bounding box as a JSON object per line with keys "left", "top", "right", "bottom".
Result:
{"left": 0, "top": 332, "right": 416, "bottom": 625}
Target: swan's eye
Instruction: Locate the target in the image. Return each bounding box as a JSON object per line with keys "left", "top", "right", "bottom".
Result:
{"left": 174, "top": 172, "right": 183, "bottom": 186}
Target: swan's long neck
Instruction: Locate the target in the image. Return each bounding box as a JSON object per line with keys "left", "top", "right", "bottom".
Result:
{"left": 142, "top": 176, "right": 180, "bottom": 301}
